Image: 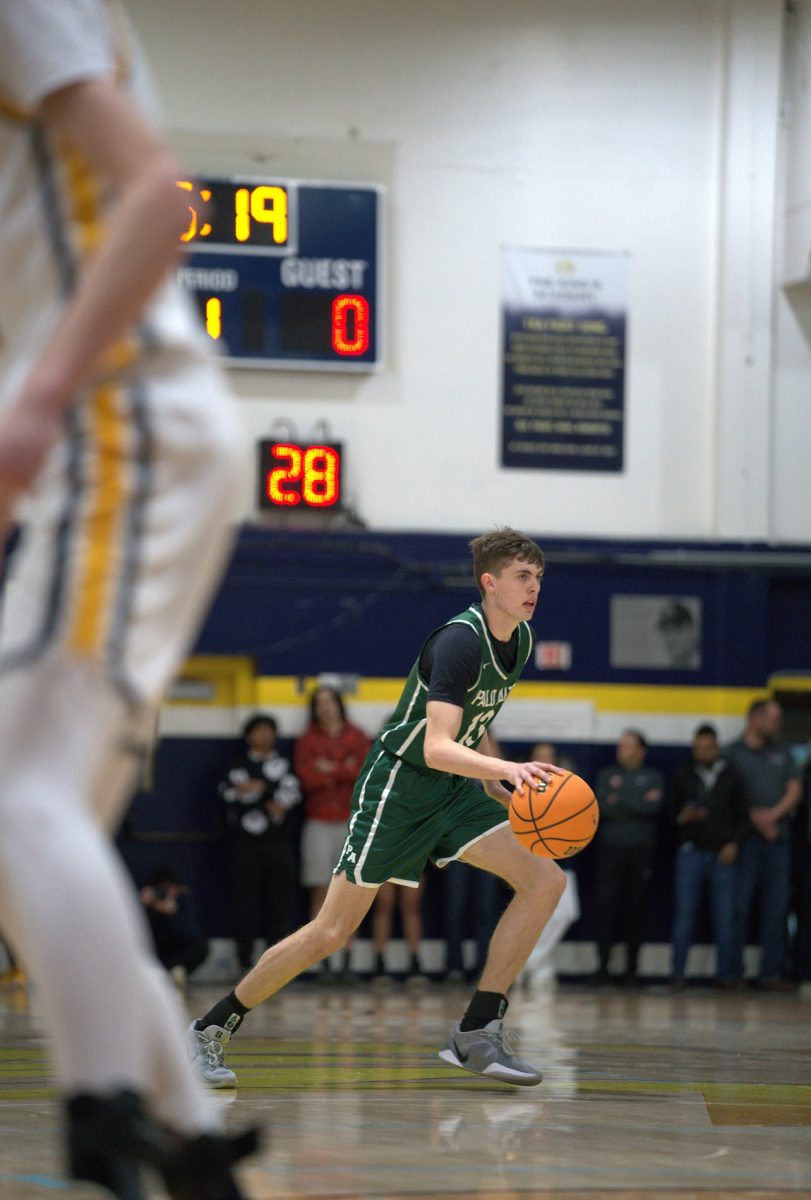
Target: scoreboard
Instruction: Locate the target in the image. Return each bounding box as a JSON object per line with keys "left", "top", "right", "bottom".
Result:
{"left": 176, "top": 177, "right": 382, "bottom": 371}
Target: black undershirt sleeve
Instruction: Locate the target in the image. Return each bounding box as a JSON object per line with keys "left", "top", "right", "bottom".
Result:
{"left": 420, "top": 625, "right": 482, "bottom": 709}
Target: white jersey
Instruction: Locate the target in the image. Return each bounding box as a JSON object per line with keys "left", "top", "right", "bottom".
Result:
{"left": 0, "top": 0, "right": 245, "bottom": 705}
{"left": 0, "top": 1, "right": 243, "bottom": 1143}
{"left": 0, "top": 0, "right": 209, "bottom": 409}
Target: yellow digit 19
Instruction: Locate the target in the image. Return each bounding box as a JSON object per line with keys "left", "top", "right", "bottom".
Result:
{"left": 234, "top": 185, "right": 288, "bottom": 244}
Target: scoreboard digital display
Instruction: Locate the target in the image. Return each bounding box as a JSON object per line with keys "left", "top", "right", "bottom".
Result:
{"left": 176, "top": 177, "right": 382, "bottom": 371}
{"left": 258, "top": 440, "right": 343, "bottom": 510}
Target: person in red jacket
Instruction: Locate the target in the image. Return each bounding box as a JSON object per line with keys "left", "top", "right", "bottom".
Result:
{"left": 294, "top": 688, "right": 371, "bottom": 943}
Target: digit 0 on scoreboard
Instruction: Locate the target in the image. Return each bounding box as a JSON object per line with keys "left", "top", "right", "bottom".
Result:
{"left": 332, "top": 294, "right": 369, "bottom": 356}
{"left": 258, "top": 441, "right": 343, "bottom": 511}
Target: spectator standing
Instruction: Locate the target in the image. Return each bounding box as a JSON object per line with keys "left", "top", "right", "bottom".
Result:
{"left": 220, "top": 714, "right": 301, "bottom": 972}
{"left": 667, "top": 724, "right": 747, "bottom": 988}
{"left": 592, "top": 730, "right": 665, "bottom": 985}
{"left": 294, "top": 686, "right": 371, "bottom": 975}
{"left": 140, "top": 866, "right": 209, "bottom": 990}
{"left": 725, "top": 700, "right": 802, "bottom": 988}
{"left": 790, "top": 753, "right": 811, "bottom": 996}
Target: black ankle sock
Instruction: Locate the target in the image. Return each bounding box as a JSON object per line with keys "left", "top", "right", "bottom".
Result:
{"left": 195, "top": 990, "right": 250, "bottom": 1036}
{"left": 459, "top": 989, "right": 508, "bottom": 1031}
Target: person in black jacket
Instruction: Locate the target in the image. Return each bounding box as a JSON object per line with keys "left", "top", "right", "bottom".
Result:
{"left": 591, "top": 730, "right": 665, "bottom": 985}
{"left": 668, "top": 723, "right": 747, "bottom": 987}
{"left": 220, "top": 714, "right": 302, "bottom": 971}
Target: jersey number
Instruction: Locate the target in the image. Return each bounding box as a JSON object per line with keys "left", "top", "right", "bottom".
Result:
{"left": 460, "top": 710, "right": 495, "bottom": 748}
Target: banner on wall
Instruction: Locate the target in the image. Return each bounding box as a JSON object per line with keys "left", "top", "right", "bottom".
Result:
{"left": 500, "top": 247, "right": 628, "bottom": 472}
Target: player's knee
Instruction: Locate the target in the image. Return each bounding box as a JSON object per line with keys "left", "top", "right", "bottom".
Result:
{"left": 548, "top": 860, "right": 568, "bottom": 900}
{"left": 527, "top": 856, "right": 567, "bottom": 903}
{"left": 313, "top": 912, "right": 358, "bottom": 956}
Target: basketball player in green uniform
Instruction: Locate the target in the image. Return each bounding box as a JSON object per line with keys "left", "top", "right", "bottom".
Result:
{"left": 190, "top": 528, "right": 566, "bottom": 1086}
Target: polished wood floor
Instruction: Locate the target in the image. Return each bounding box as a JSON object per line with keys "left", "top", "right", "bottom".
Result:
{"left": 1, "top": 974, "right": 809, "bottom": 1198}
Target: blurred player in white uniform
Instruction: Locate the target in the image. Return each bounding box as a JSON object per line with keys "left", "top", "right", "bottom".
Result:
{"left": 0, "top": 2, "right": 257, "bottom": 1196}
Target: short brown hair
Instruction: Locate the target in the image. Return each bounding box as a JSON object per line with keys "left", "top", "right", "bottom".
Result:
{"left": 469, "top": 527, "right": 544, "bottom": 598}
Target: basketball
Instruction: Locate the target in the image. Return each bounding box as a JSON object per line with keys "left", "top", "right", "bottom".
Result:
{"left": 509, "top": 770, "right": 599, "bottom": 859}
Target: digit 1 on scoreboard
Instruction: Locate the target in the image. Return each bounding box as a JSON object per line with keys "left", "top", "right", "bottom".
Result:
{"left": 205, "top": 297, "right": 222, "bottom": 340}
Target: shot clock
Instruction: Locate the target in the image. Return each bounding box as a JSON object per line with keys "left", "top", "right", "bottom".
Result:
{"left": 176, "top": 177, "right": 382, "bottom": 371}
{"left": 258, "top": 440, "right": 343, "bottom": 511}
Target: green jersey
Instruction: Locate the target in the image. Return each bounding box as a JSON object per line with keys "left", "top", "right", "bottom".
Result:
{"left": 377, "top": 603, "right": 534, "bottom": 770}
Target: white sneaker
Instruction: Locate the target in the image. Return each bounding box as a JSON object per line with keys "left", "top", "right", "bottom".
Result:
{"left": 187, "top": 1023, "right": 237, "bottom": 1088}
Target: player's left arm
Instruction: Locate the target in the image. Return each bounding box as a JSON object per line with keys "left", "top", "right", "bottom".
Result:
{"left": 0, "top": 76, "right": 189, "bottom": 525}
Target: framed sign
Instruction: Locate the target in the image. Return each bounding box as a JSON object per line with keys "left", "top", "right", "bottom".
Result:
{"left": 501, "top": 248, "right": 628, "bottom": 471}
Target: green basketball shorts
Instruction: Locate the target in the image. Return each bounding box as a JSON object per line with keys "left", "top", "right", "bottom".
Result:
{"left": 334, "top": 745, "right": 510, "bottom": 887}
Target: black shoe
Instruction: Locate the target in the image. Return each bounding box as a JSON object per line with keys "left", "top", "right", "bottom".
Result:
{"left": 160, "top": 1126, "right": 260, "bottom": 1200}
{"left": 751, "top": 978, "right": 796, "bottom": 993}
{"left": 369, "top": 954, "right": 393, "bottom": 989}
{"left": 67, "top": 1089, "right": 261, "bottom": 1200}
{"left": 66, "top": 1090, "right": 174, "bottom": 1200}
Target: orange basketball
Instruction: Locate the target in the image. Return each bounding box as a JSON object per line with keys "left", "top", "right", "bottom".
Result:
{"left": 509, "top": 770, "right": 599, "bottom": 859}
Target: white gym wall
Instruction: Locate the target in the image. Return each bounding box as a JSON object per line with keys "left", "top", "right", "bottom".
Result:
{"left": 127, "top": 0, "right": 811, "bottom": 541}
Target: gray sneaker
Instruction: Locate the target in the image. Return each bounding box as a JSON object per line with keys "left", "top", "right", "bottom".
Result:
{"left": 187, "top": 1023, "right": 237, "bottom": 1088}
{"left": 438, "top": 1019, "right": 542, "bottom": 1086}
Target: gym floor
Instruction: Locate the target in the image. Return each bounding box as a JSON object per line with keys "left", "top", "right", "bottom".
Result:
{"left": 1, "top": 977, "right": 809, "bottom": 1198}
